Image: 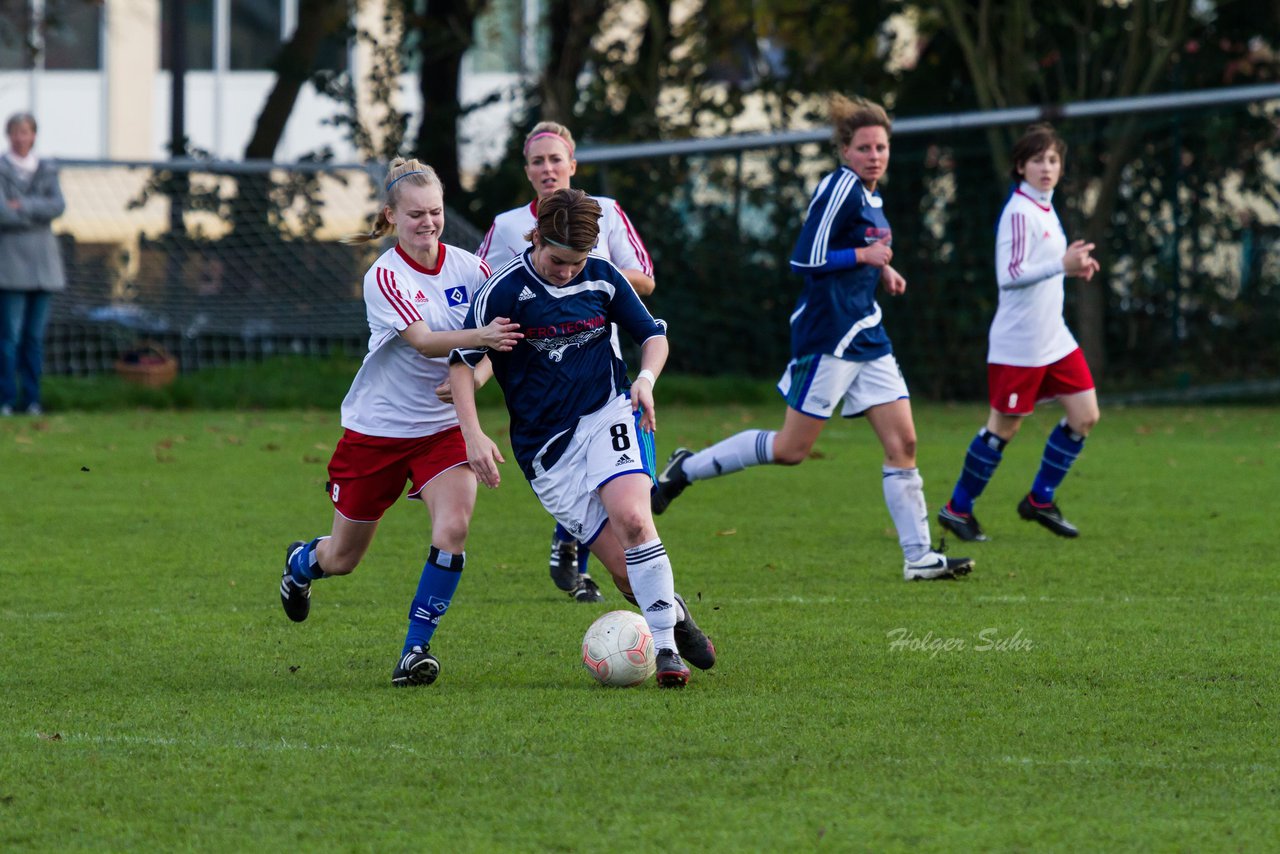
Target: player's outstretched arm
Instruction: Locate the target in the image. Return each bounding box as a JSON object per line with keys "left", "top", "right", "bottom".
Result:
{"left": 630, "top": 335, "right": 669, "bottom": 433}
{"left": 433, "top": 356, "right": 495, "bottom": 404}
{"left": 401, "top": 317, "right": 522, "bottom": 358}
{"left": 449, "top": 360, "right": 504, "bottom": 488}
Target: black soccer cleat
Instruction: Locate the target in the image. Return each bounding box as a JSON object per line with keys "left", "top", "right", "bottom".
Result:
{"left": 651, "top": 448, "right": 693, "bottom": 515}
{"left": 654, "top": 648, "right": 690, "bottom": 688}
{"left": 280, "top": 540, "right": 311, "bottom": 622}
{"left": 938, "top": 503, "right": 989, "bottom": 542}
{"left": 549, "top": 534, "right": 580, "bottom": 592}
{"left": 571, "top": 574, "right": 605, "bottom": 603}
{"left": 1018, "top": 494, "right": 1079, "bottom": 538}
{"left": 391, "top": 645, "right": 440, "bottom": 687}
{"left": 673, "top": 593, "right": 716, "bottom": 670}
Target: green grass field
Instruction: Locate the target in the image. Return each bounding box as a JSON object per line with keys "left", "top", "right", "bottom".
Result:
{"left": 2, "top": 398, "right": 1277, "bottom": 851}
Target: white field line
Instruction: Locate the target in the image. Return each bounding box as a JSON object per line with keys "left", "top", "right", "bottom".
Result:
{"left": 12, "top": 731, "right": 1274, "bottom": 773}
{"left": 4, "top": 594, "right": 1278, "bottom": 621}
{"left": 13, "top": 730, "right": 425, "bottom": 756}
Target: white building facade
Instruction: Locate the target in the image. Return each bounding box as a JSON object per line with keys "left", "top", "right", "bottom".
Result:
{"left": 0, "top": 0, "right": 538, "bottom": 171}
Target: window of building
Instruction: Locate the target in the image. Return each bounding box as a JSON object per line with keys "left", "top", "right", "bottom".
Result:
{"left": 43, "top": 0, "right": 103, "bottom": 70}
{"left": 0, "top": 0, "right": 33, "bottom": 70}
{"left": 230, "top": 0, "right": 282, "bottom": 70}
{"left": 159, "top": 1, "right": 347, "bottom": 74}
{"left": 314, "top": 28, "right": 349, "bottom": 74}
{"left": 0, "top": 0, "right": 102, "bottom": 70}
{"left": 160, "top": 0, "right": 216, "bottom": 71}
{"left": 470, "top": 0, "right": 524, "bottom": 74}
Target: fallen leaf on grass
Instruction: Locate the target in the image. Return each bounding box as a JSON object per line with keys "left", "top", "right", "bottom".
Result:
{"left": 37, "top": 732, "right": 62, "bottom": 741}
{"left": 715, "top": 529, "right": 737, "bottom": 536}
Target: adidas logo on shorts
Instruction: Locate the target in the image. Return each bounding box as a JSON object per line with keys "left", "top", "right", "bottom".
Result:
{"left": 616, "top": 453, "right": 634, "bottom": 465}
{"left": 518, "top": 286, "right": 537, "bottom": 301}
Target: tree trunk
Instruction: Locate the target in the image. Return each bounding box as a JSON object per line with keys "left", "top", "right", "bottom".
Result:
{"left": 412, "top": 0, "right": 487, "bottom": 196}
{"left": 623, "top": 0, "right": 673, "bottom": 139}
{"left": 541, "top": 0, "right": 606, "bottom": 121}
{"left": 233, "top": 0, "right": 349, "bottom": 235}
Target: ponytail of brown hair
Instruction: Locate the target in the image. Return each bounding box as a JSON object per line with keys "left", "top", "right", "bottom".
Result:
{"left": 524, "top": 188, "right": 601, "bottom": 252}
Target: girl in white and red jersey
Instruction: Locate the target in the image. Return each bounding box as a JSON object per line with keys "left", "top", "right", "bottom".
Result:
{"left": 278, "top": 158, "right": 522, "bottom": 687}
{"left": 475, "top": 121, "right": 655, "bottom": 603}
{"left": 938, "top": 123, "right": 1101, "bottom": 542}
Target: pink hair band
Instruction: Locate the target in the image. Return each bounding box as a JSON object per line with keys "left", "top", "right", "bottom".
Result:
{"left": 523, "top": 131, "right": 574, "bottom": 157}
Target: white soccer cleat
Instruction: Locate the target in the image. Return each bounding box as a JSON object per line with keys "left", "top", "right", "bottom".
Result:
{"left": 903, "top": 551, "right": 974, "bottom": 581}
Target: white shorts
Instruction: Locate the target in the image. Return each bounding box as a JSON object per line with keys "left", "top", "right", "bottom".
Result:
{"left": 529, "top": 393, "right": 656, "bottom": 545}
{"left": 777, "top": 353, "right": 909, "bottom": 419}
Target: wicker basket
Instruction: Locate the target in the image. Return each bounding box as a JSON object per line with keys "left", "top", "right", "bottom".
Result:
{"left": 114, "top": 343, "right": 179, "bottom": 388}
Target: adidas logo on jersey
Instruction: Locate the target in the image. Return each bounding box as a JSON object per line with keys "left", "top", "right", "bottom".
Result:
{"left": 413, "top": 290, "right": 427, "bottom": 302}
{"left": 518, "top": 286, "right": 537, "bottom": 301}
{"left": 616, "top": 453, "right": 634, "bottom": 465}
{"left": 645, "top": 599, "right": 672, "bottom": 613}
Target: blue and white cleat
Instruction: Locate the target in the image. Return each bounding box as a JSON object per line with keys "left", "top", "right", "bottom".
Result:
{"left": 280, "top": 540, "right": 311, "bottom": 622}
{"left": 391, "top": 645, "right": 441, "bottom": 687}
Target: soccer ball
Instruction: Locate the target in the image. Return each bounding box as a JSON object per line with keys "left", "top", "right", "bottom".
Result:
{"left": 581, "top": 610, "right": 656, "bottom": 687}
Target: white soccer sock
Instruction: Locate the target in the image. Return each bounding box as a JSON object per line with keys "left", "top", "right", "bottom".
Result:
{"left": 624, "top": 538, "right": 678, "bottom": 652}
{"left": 683, "top": 429, "right": 776, "bottom": 482}
{"left": 883, "top": 466, "right": 931, "bottom": 562}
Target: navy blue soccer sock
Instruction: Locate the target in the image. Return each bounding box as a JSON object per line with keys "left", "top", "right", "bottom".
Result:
{"left": 288, "top": 537, "right": 328, "bottom": 584}
{"left": 553, "top": 523, "right": 574, "bottom": 543}
{"left": 576, "top": 543, "right": 591, "bottom": 577}
{"left": 1030, "top": 419, "right": 1086, "bottom": 504}
{"left": 403, "top": 547, "right": 464, "bottom": 654}
{"left": 948, "top": 429, "right": 1007, "bottom": 515}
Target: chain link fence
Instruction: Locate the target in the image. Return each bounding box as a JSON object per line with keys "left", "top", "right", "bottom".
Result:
{"left": 44, "top": 87, "right": 1280, "bottom": 399}
{"left": 47, "top": 159, "right": 483, "bottom": 375}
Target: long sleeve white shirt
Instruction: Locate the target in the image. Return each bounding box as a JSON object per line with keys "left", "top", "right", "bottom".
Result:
{"left": 987, "top": 182, "right": 1079, "bottom": 367}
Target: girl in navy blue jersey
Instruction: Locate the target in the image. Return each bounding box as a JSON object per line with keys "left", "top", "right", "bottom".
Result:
{"left": 477, "top": 121, "right": 655, "bottom": 603}
{"left": 651, "top": 95, "right": 973, "bottom": 581}
{"left": 450, "top": 188, "right": 715, "bottom": 687}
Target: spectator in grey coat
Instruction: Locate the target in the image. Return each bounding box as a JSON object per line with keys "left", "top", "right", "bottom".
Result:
{"left": 0, "top": 112, "right": 65, "bottom": 416}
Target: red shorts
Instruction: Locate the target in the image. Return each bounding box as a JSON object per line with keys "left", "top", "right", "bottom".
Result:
{"left": 988, "top": 348, "right": 1095, "bottom": 416}
{"left": 325, "top": 426, "right": 469, "bottom": 522}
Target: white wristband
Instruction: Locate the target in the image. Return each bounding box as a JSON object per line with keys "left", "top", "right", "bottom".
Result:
{"left": 636, "top": 369, "right": 656, "bottom": 387}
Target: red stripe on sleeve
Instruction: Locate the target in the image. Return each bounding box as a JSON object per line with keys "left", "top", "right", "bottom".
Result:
{"left": 614, "top": 203, "right": 653, "bottom": 277}
{"left": 477, "top": 223, "right": 496, "bottom": 259}
{"left": 377, "top": 267, "right": 421, "bottom": 326}
{"left": 1009, "top": 213, "right": 1024, "bottom": 279}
